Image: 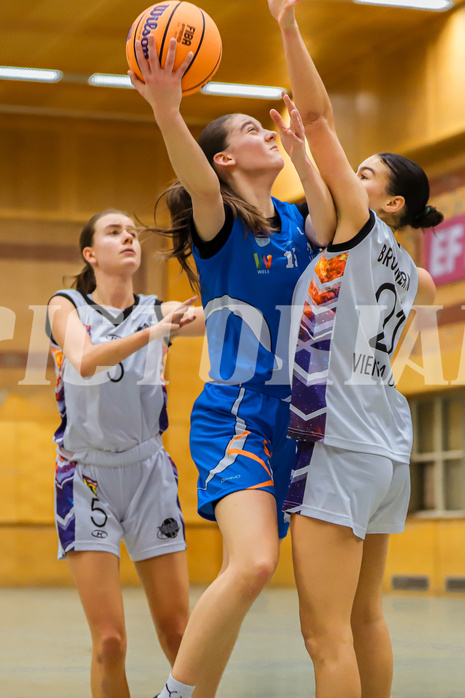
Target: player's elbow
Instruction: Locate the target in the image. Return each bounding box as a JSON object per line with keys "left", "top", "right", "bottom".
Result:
{"left": 301, "top": 109, "right": 332, "bottom": 129}
{"left": 76, "top": 359, "right": 96, "bottom": 378}
{"left": 187, "top": 176, "right": 221, "bottom": 203}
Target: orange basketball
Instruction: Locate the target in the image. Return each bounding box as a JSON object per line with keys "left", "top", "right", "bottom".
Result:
{"left": 126, "top": 1, "right": 222, "bottom": 96}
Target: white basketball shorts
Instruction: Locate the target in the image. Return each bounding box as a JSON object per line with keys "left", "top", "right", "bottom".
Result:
{"left": 283, "top": 441, "right": 410, "bottom": 539}
{"left": 54, "top": 441, "right": 186, "bottom": 561}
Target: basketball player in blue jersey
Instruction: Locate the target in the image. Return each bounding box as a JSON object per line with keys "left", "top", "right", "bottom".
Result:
{"left": 129, "top": 35, "right": 336, "bottom": 698}
{"left": 47, "top": 209, "right": 205, "bottom": 698}
{"left": 269, "top": 2, "right": 443, "bottom": 697}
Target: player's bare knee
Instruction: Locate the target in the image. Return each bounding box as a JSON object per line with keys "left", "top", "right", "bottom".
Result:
{"left": 232, "top": 554, "right": 278, "bottom": 598}
{"left": 160, "top": 625, "right": 184, "bottom": 661}
{"left": 94, "top": 631, "right": 127, "bottom": 666}
{"left": 301, "top": 625, "right": 353, "bottom": 665}
{"left": 351, "top": 603, "right": 384, "bottom": 632}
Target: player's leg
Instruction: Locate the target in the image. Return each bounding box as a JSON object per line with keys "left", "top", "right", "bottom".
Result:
{"left": 135, "top": 550, "right": 190, "bottom": 666}
{"left": 351, "top": 534, "right": 392, "bottom": 698}
{"left": 124, "top": 449, "right": 189, "bottom": 665}
{"left": 155, "top": 386, "right": 284, "bottom": 697}
{"left": 291, "top": 515, "right": 364, "bottom": 698}
{"left": 164, "top": 489, "right": 280, "bottom": 698}
{"left": 351, "top": 461, "right": 411, "bottom": 697}
{"left": 67, "top": 551, "right": 129, "bottom": 698}
{"left": 55, "top": 457, "right": 129, "bottom": 697}
{"left": 285, "top": 443, "right": 383, "bottom": 697}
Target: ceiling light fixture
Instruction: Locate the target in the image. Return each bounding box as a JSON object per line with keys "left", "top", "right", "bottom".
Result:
{"left": 201, "top": 82, "right": 286, "bottom": 99}
{"left": 0, "top": 67, "right": 286, "bottom": 100}
{"left": 354, "top": 0, "right": 452, "bottom": 10}
{"left": 88, "top": 73, "right": 134, "bottom": 88}
{"left": 0, "top": 66, "right": 62, "bottom": 82}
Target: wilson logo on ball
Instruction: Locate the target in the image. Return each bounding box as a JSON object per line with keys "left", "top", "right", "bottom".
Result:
{"left": 141, "top": 4, "right": 171, "bottom": 59}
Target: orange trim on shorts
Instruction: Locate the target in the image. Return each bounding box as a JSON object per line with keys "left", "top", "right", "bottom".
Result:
{"left": 227, "top": 433, "right": 273, "bottom": 480}
{"left": 247, "top": 480, "right": 274, "bottom": 490}
{"left": 227, "top": 447, "right": 273, "bottom": 479}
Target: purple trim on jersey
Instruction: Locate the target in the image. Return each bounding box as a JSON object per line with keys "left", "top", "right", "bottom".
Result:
{"left": 288, "top": 252, "right": 348, "bottom": 442}
{"left": 159, "top": 385, "right": 169, "bottom": 434}
{"left": 55, "top": 458, "right": 76, "bottom": 552}
{"left": 282, "top": 442, "right": 314, "bottom": 510}
{"left": 51, "top": 345, "right": 67, "bottom": 447}
{"left": 54, "top": 417, "right": 67, "bottom": 444}
{"left": 168, "top": 454, "right": 185, "bottom": 539}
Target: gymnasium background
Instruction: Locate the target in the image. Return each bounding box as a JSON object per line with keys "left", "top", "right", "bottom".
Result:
{"left": 1, "top": 0, "right": 465, "bottom": 594}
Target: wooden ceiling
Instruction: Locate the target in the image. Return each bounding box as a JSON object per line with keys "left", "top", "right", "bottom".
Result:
{"left": 0, "top": 0, "right": 458, "bottom": 127}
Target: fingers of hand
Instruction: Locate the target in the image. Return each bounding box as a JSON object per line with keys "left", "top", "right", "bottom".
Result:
{"left": 128, "top": 70, "right": 143, "bottom": 90}
{"left": 283, "top": 92, "right": 297, "bottom": 114}
{"left": 146, "top": 34, "right": 161, "bottom": 72}
{"left": 290, "top": 109, "right": 304, "bottom": 139}
{"left": 179, "top": 296, "right": 198, "bottom": 309}
{"left": 270, "top": 108, "right": 285, "bottom": 130}
{"left": 177, "top": 50, "right": 194, "bottom": 78}
{"left": 135, "top": 40, "right": 152, "bottom": 77}
{"left": 165, "top": 37, "right": 177, "bottom": 72}
{"left": 170, "top": 296, "right": 197, "bottom": 324}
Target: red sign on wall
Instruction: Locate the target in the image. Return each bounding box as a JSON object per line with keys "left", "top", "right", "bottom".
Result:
{"left": 423, "top": 214, "right": 465, "bottom": 286}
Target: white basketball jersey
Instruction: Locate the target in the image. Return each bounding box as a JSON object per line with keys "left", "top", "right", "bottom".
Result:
{"left": 288, "top": 211, "right": 418, "bottom": 463}
{"left": 49, "top": 290, "right": 168, "bottom": 456}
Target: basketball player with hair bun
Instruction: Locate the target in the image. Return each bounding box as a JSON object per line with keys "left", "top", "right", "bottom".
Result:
{"left": 47, "top": 208, "right": 204, "bottom": 698}
{"left": 268, "top": 1, "right": 442, "bottom": 697}
{"left": 129, "top": 33, "right": 337, "bottom": 698}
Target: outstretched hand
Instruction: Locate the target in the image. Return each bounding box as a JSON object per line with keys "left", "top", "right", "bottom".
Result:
{"left": 151, "top": 296, "right": 198, "bottom": 340}
{"left": 268, "top": 0, "right": 301, "bottom": 27}
{"left": 270, "top": 93, "right": 308, "bottom": 170}
{"left": 128, "top": 35, "right": 193, "bottom": 120}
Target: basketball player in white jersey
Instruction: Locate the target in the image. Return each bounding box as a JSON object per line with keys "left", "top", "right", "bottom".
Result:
{"left": 269, "top": 2, "right": 442, "bottom": 697}
{"left": 47, "top": 209, "right": 204, "bottom": 698}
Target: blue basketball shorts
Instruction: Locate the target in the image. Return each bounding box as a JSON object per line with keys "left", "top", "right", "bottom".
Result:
{"left": 190, "top": 383, "right": 296, "bottom": 538}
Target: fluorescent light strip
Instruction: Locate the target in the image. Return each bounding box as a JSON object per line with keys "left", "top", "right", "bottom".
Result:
{"left": 201, "top": 82, "right": 286, "bottom": 100}
{"left": 0, "top": 66, "right": 62, "bottom": 82}
{"left": 355, "top": 0, "right": 452, "bottom": 9}
{"left": 88, "top": 73, "right": 134, "bottom": 88}
{"left": 0, "top": 66, "right": 286, "bottom": 100}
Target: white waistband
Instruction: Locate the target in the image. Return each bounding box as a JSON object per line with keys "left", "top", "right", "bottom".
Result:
{"left": 59, "top": 434, "right": 163, "bottom": 467}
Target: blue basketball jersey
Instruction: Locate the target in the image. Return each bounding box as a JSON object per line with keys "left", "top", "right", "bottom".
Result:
{"left": 192, "top": 198, "right": 318, "bottom": 399}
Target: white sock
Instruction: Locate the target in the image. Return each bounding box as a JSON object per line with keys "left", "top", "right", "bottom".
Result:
{"left": 158, "top": 673, "right": 195, "bottom": 698}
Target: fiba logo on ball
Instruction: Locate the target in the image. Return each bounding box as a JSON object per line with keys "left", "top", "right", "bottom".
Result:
{"left": 126, "top": 1, "right": 222, "bottom": 96}
{"left": 157, "top": 517, "right": 180, "bottom": 539}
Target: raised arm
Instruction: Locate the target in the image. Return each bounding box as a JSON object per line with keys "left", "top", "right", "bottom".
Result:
{"left": 268, "top": 0, "right": 371, "bottom": 243}
{"left": 129, "top": 36, "right": 225, "bottom": 241}
{"left": 268, "top": 0, "right": 334, "bottom": 128}
{"left": 270, "top": 93, "right": 336, "bottom": 247}
{"left": 48, "top": 296, "right": 196, "bottom": 377}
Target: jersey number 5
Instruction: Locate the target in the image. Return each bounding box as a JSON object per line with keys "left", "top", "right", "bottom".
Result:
{"left": 91, "top": 498, "right": 108, "bottom": 528}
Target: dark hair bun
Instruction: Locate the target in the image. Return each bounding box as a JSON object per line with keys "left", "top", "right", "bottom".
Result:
{"left": 411, "top": 205, "right": 444, "bottom": 230}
